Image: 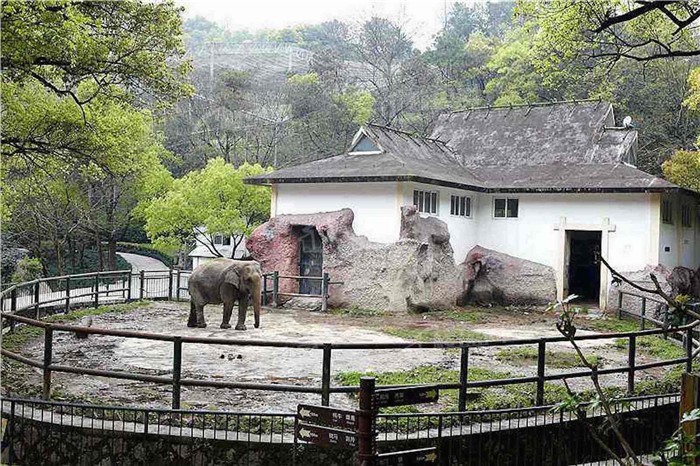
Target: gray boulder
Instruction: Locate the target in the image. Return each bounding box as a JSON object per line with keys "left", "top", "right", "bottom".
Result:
{"left": 460, "top": 245, "right": 556, "bottom": 305}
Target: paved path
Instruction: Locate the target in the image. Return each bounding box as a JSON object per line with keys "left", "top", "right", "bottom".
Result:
{"left": 117, "top": 252, "right": 167, "bottom": 271}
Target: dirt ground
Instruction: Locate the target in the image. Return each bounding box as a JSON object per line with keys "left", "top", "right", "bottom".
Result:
{"left": 6, "top": 301, "right": 671, "bottom": 412}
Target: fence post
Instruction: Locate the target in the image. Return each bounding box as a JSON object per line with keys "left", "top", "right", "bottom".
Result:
{"left": 34, "top": 281, "right": 40, "bottom": 319}
{"left": 458, "top": 344, "right": 470, "bottom": 411}
{"left": 686, "top": 327, "right": 694, "bottom": 373}
{"left": 321, "top": 272, "right": 329, "bottom": 312}
{"left": 680, "top": 373, "right": 700, "bottom": 456}
{"left": 93, "top": 273, "right": 100, "bottom": 308}
{"left": 139, "top": 270, "right": 145, "bottom": 301}
{"left": 628, "top": 335, "right": 636, "bottom": 394}
{"left": 43, "top": 325, "right": 53, "bottom": 400}
{"left": 168, "top": 267, "right": 174, "bottom": 301}
{"left": 356, "top": 377, "right": 376, "bottom": 466}
{"left": 64, "top": 277, "right": 71, "bottom": 313}
{"left": 536, "top": 340, "right": 546, "bottom": 406}
{"left": 172, "top": 336, "right": 182, "bottom": 409}
{"left": 262, "top": 274, "right": 268, "bottom": 306}
{"left": 617, "top": 291, "right": 623, "bottom": 318}
{"left": 176, "top": 270, "right": 181, "bottom": 301}
{"left": 126, "top": 271, "right": 133, "bottom": 302}
{"left": 640, "top": 298, "right": 646, "bottom": 330}
{"left": 321, "top": 343, "right": 332, "bottom": 406}
{"left": 272, "top": 271, "right": 279, "bottom": 308}
{"left": 10, "top": 288, "right": 17, "bottom": 313}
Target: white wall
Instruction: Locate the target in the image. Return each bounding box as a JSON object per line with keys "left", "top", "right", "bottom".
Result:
{"left": 659, "top": 192, "right": 700, "bottom": 269}
{"left": 399, "top": 182, "right": 478, "bottom": 262}
{"left": 275, "top": 182, "right": 401, "bottom": 243}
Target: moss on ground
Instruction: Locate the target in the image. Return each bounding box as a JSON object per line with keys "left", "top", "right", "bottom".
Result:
{"left": 613, "top": 335, "right": 685, "bottom": 359}
{"left": 578, "top": 316, "right": 640, "bottom": 333}
{"left": 381, "top": 326, "right": 489, "bottom": 342}
{"left": 496, "top": 347, "right": 601, "bottom": 368}
{"left": 329, "top": 306, "right": 385, "bottom": 318}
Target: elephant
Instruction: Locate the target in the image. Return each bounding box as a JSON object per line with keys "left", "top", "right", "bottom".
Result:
{"left": 187, "top": 258, "right": 263, "bottom": 330}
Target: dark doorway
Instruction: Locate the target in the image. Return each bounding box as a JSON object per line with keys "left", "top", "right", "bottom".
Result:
{"left": 567, "top": 230, "right": 601, "bottom": 302}
{"left": 297, "top": 226, "right": 323, "bottom": 295}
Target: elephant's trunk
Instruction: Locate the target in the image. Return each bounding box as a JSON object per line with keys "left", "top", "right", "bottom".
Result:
{"left": 251, "top": 278, "right": 262, "bottom": 328}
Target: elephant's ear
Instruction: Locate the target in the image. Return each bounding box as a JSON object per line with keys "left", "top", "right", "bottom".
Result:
{"left": 224, "top": 266, "right": 240, "bottom": 288}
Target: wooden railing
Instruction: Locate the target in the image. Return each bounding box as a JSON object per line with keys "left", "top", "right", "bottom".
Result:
{"left": 1, "top": 275, "right": 698, "bottom": 412}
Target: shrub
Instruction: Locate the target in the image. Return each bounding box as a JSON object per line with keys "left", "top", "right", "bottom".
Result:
{"left": 11, "top": 257, "right": 42, "bottom": 283}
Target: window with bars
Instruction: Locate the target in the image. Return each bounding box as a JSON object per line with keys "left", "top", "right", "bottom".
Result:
{"left": 494, "top": 198, "right": 519, "bottom": 218}
{"left": 681, "top": 204, "right": 692, "bottom": 227}
{"left": 413, "top": 190, "right": 439, "bottom": 214}
{"left": 450, "top": 195, "right": 471, "bottom": 217}
{"left": 662, "top": 199, "right": 673, "bottom": 224}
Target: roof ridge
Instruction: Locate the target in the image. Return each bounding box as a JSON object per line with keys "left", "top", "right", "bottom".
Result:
{"left": 448, "top": 98, "right": 604, "bottom": 115}
{"left": 366, "top": 123, "right": 450, "bottom": 147}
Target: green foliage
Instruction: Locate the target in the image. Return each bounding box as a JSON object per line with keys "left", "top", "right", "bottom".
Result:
{"left": 10, "top": 257, "right": 42, "bottom": 283}
{"left": 144, "top": 159, "right": 271, "bottom": 256}
{"left": 381, "top": 326, "right": 489, "bottom": 342}
{"left": 663, "top": 150, "right": 700, "bottom": 192}
{"left": 496, "top": 347, "right": 600, "bottom": 369}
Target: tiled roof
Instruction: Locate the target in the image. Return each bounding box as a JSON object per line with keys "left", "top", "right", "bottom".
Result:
{"left": 246, "top": 101, "right": 689, "bottom": 194}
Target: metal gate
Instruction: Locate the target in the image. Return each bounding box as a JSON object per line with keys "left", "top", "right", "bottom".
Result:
{"left": 298, "top": 226, "right": 323, "bottom": 295}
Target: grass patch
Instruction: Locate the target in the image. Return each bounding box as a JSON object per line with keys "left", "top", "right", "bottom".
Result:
{"left": 431, "top": 307, "right": 489, "bottom": 323}
{"left": 330, "top": 306, "right": 384, "bottom": 318}
{"left": 496, "top": 347, "right": 601, "bottom": 368}
{"left": 613, "top": 335, "right": 685, "bottom": 359}
{"left": 381, "top": 326, "right": 489, "bottom": 342}
{"left": 579, "top": 317, "right": 639, "bottom": 333}
{"left": 2, "top": 301, "right": 147, "bottom": 352}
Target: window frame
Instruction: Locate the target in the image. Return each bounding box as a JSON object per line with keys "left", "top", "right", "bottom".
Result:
{"left": 213, "top": 234, "right": 223, "bottom": 245}
{"left": 450, "top": 194, "right": 472, "bottom": 218}
{"left": 661, "top": 198, "right": 674, "bottom": 225}
{"left": 413, "top": 189, "right": 439, "bottom": 215}
{"left": 493, "top": 197, "right": 519, "bottom": 219}
{"left": 681, "top": 204, "right": 692, "bottom": 228}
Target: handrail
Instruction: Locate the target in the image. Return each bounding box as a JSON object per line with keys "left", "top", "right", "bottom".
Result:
{"left": 1, "top": 273, "right": 698, "bottom": 413}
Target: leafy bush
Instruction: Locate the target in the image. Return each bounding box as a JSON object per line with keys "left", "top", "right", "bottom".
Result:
{"left": 11, "top": 257, "right": 42, "bottom": 283}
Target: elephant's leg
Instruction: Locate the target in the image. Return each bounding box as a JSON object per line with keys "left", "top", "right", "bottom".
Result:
{"left": 187, "top": 301, "right": 198, "bottom": 328}
{"left": 221, "top": 301, "right": 234, "bottom": 329}
{"left": 196, "top": 304, "right": 207, "bottom": 328}
{"left": 235, "top": 295, "right": 249, "bottom": 331}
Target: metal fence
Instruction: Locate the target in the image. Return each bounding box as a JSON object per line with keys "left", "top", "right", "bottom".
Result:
{"left": 1, "top": 279, "right": 698, "bottom": 412}
{"left": 0, "top": 394, "right": 681, "bottom": 465}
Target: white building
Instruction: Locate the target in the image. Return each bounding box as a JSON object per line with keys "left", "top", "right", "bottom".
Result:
{"left": 246, "top": 101, "right": 700, "bottom": 309}
{"left": 188, "top": 232, "right": 248, "bottom": 269}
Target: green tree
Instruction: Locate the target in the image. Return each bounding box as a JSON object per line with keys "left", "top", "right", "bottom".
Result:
{"left": 144, "top": 159, "right": 272, "bottom": 258}
{"left": 1, "top": 0, "right": 191, "bottom": 169}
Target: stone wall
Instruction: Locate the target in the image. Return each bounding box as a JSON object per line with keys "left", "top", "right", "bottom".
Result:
{"left": 247, "top": 207, "right": 461, "bottom": 312}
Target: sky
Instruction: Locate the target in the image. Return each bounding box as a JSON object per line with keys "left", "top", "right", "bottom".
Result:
{"left": 176, "top": 0, "right": 483, "bottom": 50}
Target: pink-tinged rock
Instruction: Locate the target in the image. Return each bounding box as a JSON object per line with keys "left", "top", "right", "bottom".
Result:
{"left": 247, "top": 208, "right": 461, "bottom": 312}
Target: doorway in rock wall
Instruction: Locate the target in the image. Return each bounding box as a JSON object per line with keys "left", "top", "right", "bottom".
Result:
{"left": 567, "top": 230, "right": 602, "bottom": 303}
{"left": 297, "top": 226, "right": 323, "bottom": 295}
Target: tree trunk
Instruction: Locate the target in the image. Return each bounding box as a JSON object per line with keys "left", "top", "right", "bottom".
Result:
{"left": 96, "top": 235, "right": 103, "bottom": 271}
{"left": 107, "top": 238, "right": 117, "bottom": 271}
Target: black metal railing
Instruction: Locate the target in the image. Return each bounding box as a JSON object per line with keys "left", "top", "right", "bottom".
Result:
{"left": 261, "top": 271, "right": 342, "bottom": 312}
{"left": 0, "top": 393, "right": 681, "bottom": 465}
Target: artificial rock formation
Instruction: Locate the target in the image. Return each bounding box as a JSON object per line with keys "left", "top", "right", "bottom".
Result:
{"left": 460, "top": 245, "right": 556, "bottom": 306}
{"left": 246, "top": 207, "right": 460, "bottom": 312}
